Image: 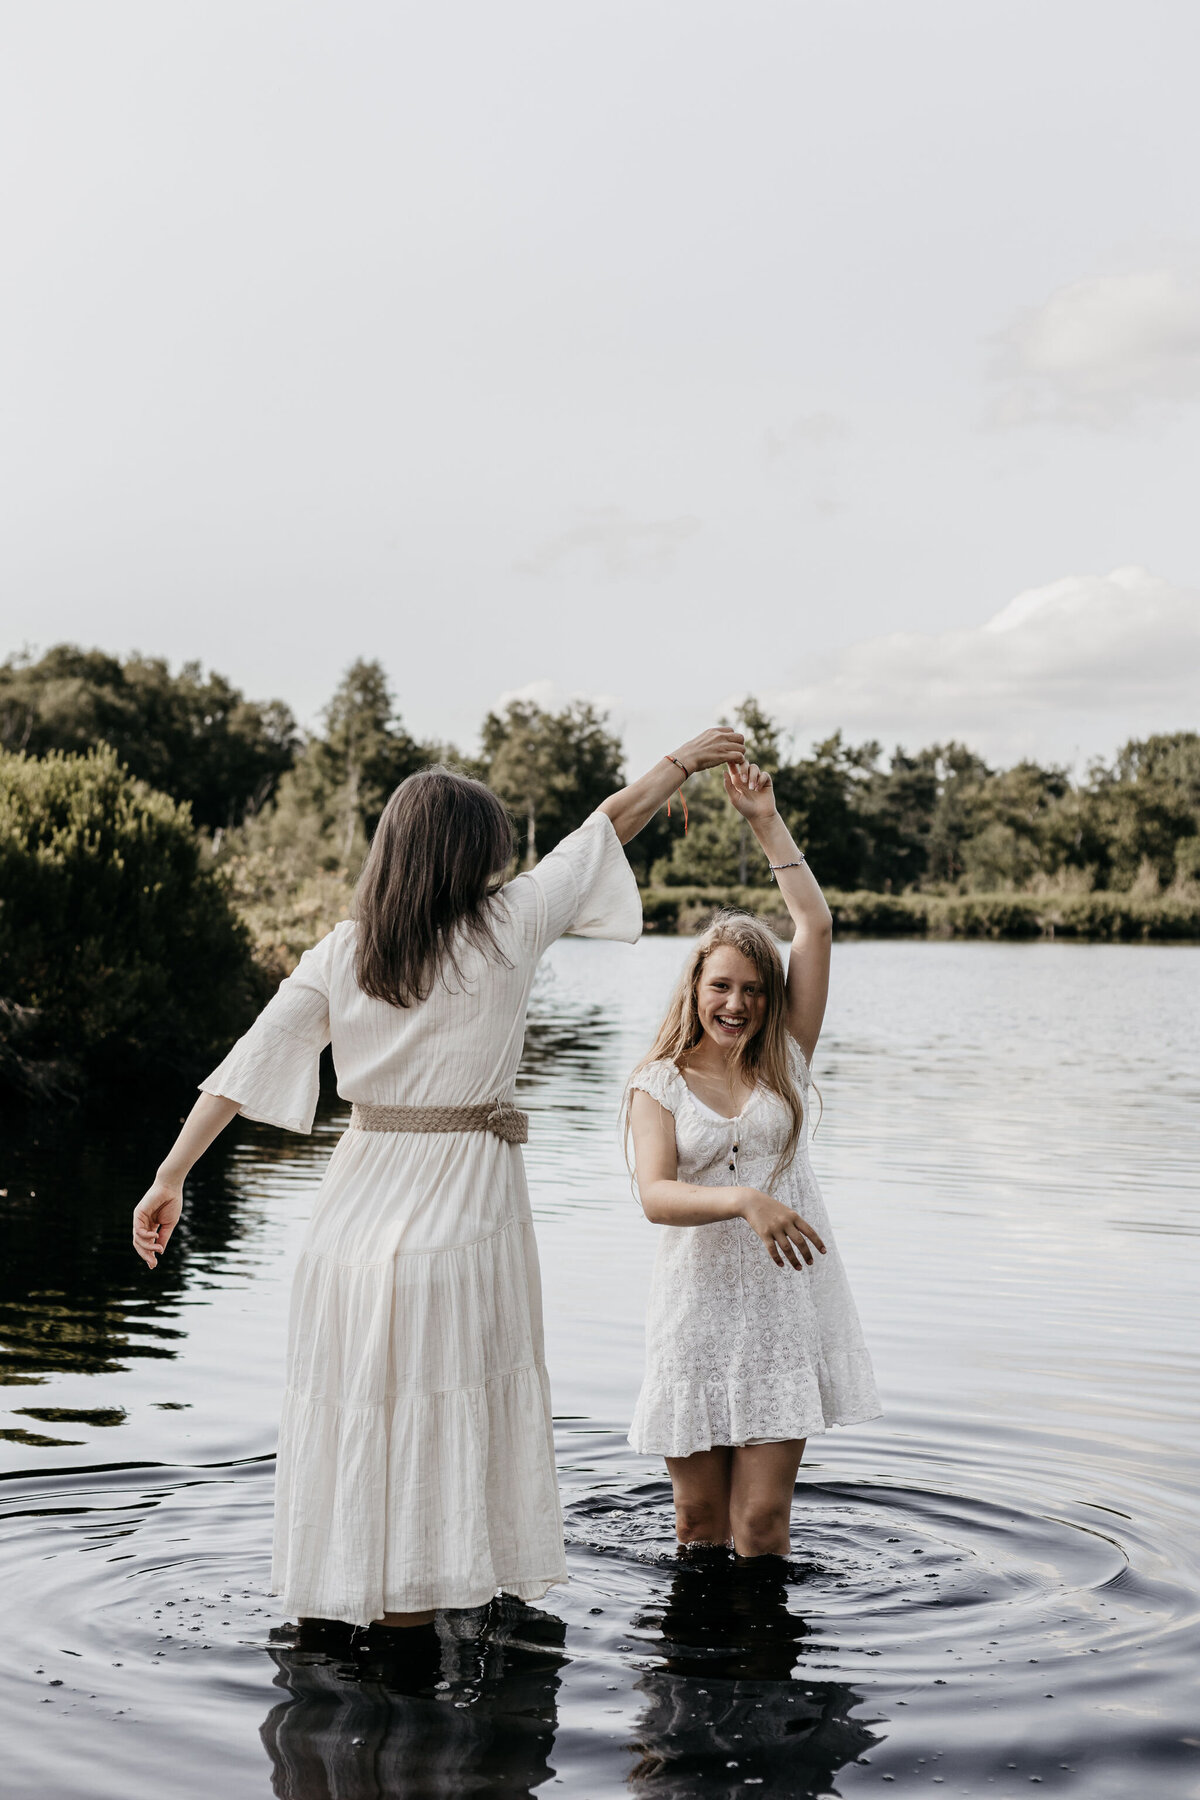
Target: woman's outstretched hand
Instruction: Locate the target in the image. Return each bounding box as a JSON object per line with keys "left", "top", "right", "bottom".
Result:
{"left": 133, "top": 1181, "right": 183, "bottom": 1270}
{"left": 673, "top": 727, "right": 746, "bottom": 774}
{"left": 724, "top": 758, "right": 777, "bottom": 822}
{"left": 738, "top": 1188, "right": 827, "bottom": 1270}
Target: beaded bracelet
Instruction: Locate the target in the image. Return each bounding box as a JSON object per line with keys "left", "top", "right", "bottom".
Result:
{"left": 769, "top": 855, "right": 806, "bottom": 875}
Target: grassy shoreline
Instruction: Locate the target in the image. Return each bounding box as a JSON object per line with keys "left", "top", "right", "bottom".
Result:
{"left": 228, "top": 870, "right": 1200, "bottom": 985}
{"left": 639, "top": 885, "right": 1200, "bottom": 943}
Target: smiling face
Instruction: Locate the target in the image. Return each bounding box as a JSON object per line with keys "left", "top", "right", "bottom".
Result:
{"left": 694, "top": 944, "right": 768, "bottom": 1055}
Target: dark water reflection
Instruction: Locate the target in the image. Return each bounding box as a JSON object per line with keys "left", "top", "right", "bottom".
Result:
{"left": 0, "top": 1084, "right": 328, "bottom": 1396}
{"left": 1, "top": 939, "right": 1198, "bottom": 1798}
{"left": 258, "top": 1558, "right": 875, "bottom": 1800}
{"left": 262, "top": 1602, "right": 567, "bottom": 1800}
{"left": 0, "top": 1099, "right": 211, "bottom": 1392}
{"left": 628, "top": 1551, "right": 879, "bottom": 1796}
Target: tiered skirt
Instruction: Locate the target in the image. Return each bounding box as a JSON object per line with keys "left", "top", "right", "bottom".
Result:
{"left": 270, "top": 1131, "right": 566, "bottom": 1625}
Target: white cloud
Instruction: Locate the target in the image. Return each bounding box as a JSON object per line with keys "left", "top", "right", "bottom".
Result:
{"left": 766, "top": 567, "right": 1200, "bottom": 764}
{"left": 514, "top": 506, "right": 701, "bottom": 579}
{"left": 992, "top": 269, "right": 1200, "bottom": 427}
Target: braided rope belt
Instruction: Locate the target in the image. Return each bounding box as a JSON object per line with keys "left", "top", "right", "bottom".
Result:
{"left": 348, "top": 1100, "right": 529, "bottom": 1143}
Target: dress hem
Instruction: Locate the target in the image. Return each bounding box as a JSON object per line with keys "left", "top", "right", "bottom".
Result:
{"left": 273, "top": 1569, "right": 568, "bottom": 1625}
{"left": 627, "top": 1401, "right": 883, "bottom": 1459}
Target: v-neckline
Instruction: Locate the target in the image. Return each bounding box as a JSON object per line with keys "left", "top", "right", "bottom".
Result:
{"left": 677, "top": 1068, "right": 761, "bottom": 1125}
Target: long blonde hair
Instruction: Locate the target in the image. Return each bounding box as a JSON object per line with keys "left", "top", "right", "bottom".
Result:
{"left": 626, "top": 910, "right": 805, "bottom": 1190}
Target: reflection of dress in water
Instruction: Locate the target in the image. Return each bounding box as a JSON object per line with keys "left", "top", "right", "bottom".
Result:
{"left": 200, "top": 814, "right": 641, "bottom": 1624}
{"left": 261, "top": 1600, "right": 567, "bottom": 1800}
{"left": 628, "top": 1048, "right": 880, "bottom": 1455}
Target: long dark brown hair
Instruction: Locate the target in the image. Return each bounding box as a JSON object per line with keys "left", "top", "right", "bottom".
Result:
{"left": 625, "top": 911, "right": 806, "bottom": 1189}
{"left": 354, "top": 767, "right": 516, "bottom": 1007}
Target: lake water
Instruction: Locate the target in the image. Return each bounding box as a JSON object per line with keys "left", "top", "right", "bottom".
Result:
{"left": 1, "top": 937, "right": 1197, "bottom": 1799}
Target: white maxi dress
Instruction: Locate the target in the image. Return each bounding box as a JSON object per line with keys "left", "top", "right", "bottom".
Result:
{"left": 628, "top": 1045, "right": 880, "bottom": 1457}
{"left": 200, "top": 812, "right": 641, "bottom": 1625}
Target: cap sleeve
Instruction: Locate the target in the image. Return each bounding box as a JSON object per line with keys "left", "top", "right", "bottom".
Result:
{"left": 627, "top": 1058, "right": 682, "bottom": 1115}
{"left": 199, "top": 930, "right": 336, "bottom": 1133}
{"left": 516, "top": 810, "right": 643, "bottom": 953}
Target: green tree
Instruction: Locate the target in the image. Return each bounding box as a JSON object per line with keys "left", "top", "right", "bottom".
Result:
{"left": 0, "top": 747, "right": 266, "bottom": 1099}
{"left": 318, "top": 658, "right": 431, "bottom": 850}
{"left": 955, "top": 759, "right": 1073, "bottom": 890}
{"left": 1081, "top": 732, "right": 1200, "bottom": 890}
{"left": 773, "top": 733, "right": 875, "bottom": 890}
{"left": 921, "top": 745, "right": 996, "bottom": 886}
{"left": 854, "top": 746, "right": 941, "bottom": 890}
{"left": 481, "top": 699, "right": 625, "bottom": 867}
{"left": 0, "top": 646, "right": 298, "bottom": 830}
{"left": 243, "top": 659, "right": 440, "bottom": 873}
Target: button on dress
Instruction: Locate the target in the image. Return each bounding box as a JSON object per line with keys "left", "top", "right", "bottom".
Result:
{"left": 199, "top": 812, "right": 641, "bottom": 1625}
{"left": 628, "top": 1048, "right": 881, "bottom": 1457}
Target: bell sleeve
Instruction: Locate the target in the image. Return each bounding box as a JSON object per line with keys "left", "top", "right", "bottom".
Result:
{"left": 198, "top": 932, "right": 335, "bottom": 1133}
{"left": 520, "top": 810, "right": 643, "bottom": 954}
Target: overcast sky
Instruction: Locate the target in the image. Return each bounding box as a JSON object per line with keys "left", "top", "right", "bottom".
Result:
{"left": 2, "top": 0, "right": 1198, "bottom": 772}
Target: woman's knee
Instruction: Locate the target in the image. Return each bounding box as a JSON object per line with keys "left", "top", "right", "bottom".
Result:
{"left": 674, "top": 1498, "right": 728, "bottom": 1543}
{"left": 731, "top": 1499, "right": 790, "bottom": 1552}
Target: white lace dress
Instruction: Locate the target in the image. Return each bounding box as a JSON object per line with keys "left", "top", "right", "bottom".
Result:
{"left": 199, "top": 812, "right": 642, "bottom": 1625}
{"left": 628, "top": 1047, "right": 880, "bottom": 1457}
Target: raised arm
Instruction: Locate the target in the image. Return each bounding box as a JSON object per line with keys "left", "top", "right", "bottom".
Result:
{"left": 599, "top": 727, "right": 746, "bottom": 845}
{"left": 723, "top": 760, "right": 832, "bottom": 1063}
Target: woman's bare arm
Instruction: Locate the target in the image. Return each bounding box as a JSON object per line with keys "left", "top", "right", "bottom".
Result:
{"left": 599, "top": 727, "right": 745, "bottom": 846}
{"left": 723, "top": 760, "right": 832, "bottom": 1063}
{"left": 631, "top": 1089, "right": 746, "bottom": 1225}
{"left": 132, "top": 1092, "right": 239, "bottom": 1270}
{"left": 629, "top": 1090, "right": 825, "bottom": 1269}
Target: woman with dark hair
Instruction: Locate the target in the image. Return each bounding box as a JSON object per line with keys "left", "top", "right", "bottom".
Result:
{"left": 132, "top": 729, "right": 743, "bottom": 1631}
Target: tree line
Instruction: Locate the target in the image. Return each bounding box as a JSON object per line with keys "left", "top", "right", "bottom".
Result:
{"left": 2, "top": 642, "right": 1198, "bottom": 1102}
{"left": 4, "top": 644, "right": 1199, "bottom": 897}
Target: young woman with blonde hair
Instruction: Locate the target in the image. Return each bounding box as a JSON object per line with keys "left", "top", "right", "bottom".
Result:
{"left": 626, "top": 758, "right": 879, "bottom": 1558}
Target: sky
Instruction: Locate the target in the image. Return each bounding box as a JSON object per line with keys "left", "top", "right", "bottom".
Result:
{"left": 2, "top": 0, "right": 1198, "bottom": 774}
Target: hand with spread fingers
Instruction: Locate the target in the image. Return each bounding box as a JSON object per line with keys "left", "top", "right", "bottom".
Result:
{"left": 738, "top": 1188, "right": 827, "bottom": 1270}
{"left": 723, "top": 756, "right": 777, "bottom": 822}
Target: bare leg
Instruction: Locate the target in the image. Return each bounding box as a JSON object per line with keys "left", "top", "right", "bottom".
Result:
{"left": 728, "top": 1439, "right": 806, "bottom": 1558}
{"left": 378, "top": 1609, "right": 436, "bottom": 1627}
{"left": 665, "top": 1446, "right": 734, "bottom": 1546}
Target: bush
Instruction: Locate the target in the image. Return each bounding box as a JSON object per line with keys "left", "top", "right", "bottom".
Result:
{"left": 923, "top": 894, "right": 1044, "bottom": 939}
{"left": 220, "top": 848, "right": 354, "bottom": 984}
{"left": 637, "top": 884, "right": 1200, "bottom": 943}
{"left": 824, "top": 891, "right": 925, "bottom": 936}
{"left": 0, "top": 747, "right": 268, "bottom": 1099}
